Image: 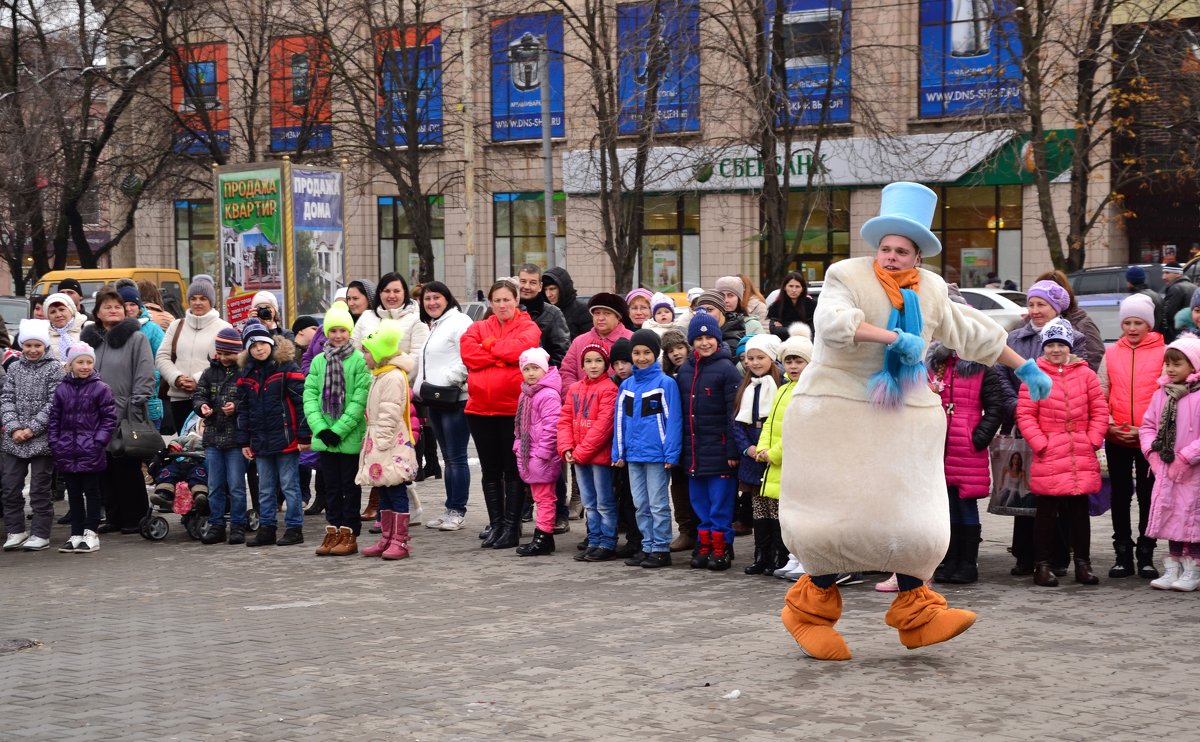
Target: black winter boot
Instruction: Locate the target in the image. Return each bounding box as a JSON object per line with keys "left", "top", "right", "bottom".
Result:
{"left": 946, "top": 524, "right": 980, "bottom": 584}
{"left": 228, "top": 525, "right": 246, "bottom": 545}
{"left": 200, "top": 523, "right": 227, "bottom": 545}
{"left": 277, "top": 527, "right": 304, "bottom": 546}
{"left": 766, "top": 520, "right": 790, "bottom": 575}
{"left": 1108, "top": 542, "right": 1135, "bottom": 578}
{"left": 303, "top": 472, "right": 326, "bottom": 516}
{"left": 246, "top": 525, "right": 276, "bottom": 547}
{"left": 490, "top": 480, "right": 524, "bottom": 549}
{"left": 1136, "top": 537, "right": 1160, "bottom": 579}
{"left": 480, "top": 481, "right": 504, "bottom": 548}
{"left": 743, "top": 519, "right": 770, "bottom": 575}
{"left": 934, "top": 523, "right": 961, "bottom": 583}
{"left": 515, "top": 529, "right": 555, "bottom": 556}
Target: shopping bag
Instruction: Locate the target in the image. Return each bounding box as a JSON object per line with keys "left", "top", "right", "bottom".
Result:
{"left": 987, "top": 435, "right": 1037, "bottom": 517}
{"left": 1089, "top": 446, "right": 1112, "bottom": 516}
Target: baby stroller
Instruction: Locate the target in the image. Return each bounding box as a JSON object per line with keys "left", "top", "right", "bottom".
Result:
{"left": 148, "top": 414, "right": 258, "bottom": 540}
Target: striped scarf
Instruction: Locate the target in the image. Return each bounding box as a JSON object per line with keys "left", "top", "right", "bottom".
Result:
{"left": 1151, "top": 381, "right": 1200, "bottom": 463}
{"left": 321, "top": 340, "right": 356, "bottom": 418}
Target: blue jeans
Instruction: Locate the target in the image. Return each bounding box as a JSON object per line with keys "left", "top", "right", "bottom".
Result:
{"left": 428, "top": 403, "right": 470, "bottom": 513}
{"left": 948, "top": 488, "right": 980, "bottom": 526}
{"left": 575, "top": 463, "right": 616, "bottom": 549}
{"left": 379, "top": 484, "right": 409, "bottom": 513}
{"left": 628, "top": 462, "right": 673, "bottom": 553}
{"left": 689, "top": 474, "right": 736, "bottom": 543}
{"left": 256, "top": 452, "right": 303, "bottom": 529}
{"left": 206, "top": 447, "right": 248, "bottom": 527}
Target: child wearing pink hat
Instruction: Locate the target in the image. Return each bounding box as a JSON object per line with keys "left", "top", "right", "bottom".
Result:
{"left": 513, "top": 347, "right": 563, "bottom": 556}
{"left": 1139, "top": 337, "right": 1200, "bottom": 591}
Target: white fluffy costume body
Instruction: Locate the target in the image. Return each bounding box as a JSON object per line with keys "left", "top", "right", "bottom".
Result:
{"left": 777, "top": 182, "right": 1050, "bottom": 662}
{"left": 779, "top": 256, "right": 1008, "bottom": 579}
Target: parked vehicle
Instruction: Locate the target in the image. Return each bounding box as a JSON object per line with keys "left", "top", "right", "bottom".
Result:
{"left": 32, "top": 268, "right": 186, "bottom": 318}
{"left": 0, "top": 296, "right": 28, "bottom": 342}
{"left": 1069, "top": 264, "right": 1166, "bottom": 343}
{"left": 958, "top": 288, "right": 1028, "bottom": 331}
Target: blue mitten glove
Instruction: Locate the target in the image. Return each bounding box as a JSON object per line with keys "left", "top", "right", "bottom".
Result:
{"left": 1015, "top": 358, "right": 1052, "bottom": 401}
{"left": 889, "top": 331, "right": 925, "bottom": 366}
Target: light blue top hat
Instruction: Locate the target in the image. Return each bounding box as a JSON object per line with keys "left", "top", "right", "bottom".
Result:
{"left": 860, "top": 182, "right": 942, "bottom": 257}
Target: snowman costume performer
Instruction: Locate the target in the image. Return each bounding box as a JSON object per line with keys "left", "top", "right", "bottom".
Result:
{"left": 778, "top": 183, "right": 1053, "bottom": 660}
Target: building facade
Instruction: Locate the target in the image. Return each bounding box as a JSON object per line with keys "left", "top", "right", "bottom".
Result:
{"left": 119, "top": 0, "right": 1162, "bottom": 306}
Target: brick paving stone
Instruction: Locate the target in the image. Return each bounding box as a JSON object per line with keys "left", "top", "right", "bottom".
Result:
{"left": 0, "top": 476, "right": 1190, "bottom": 740}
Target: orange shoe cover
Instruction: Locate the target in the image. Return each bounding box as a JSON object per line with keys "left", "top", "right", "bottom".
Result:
{"left": 884, "top": 586, "right": 976, "bottom": 650}
{"left": 780, "top": 575, "right": 852, "bottom": 661}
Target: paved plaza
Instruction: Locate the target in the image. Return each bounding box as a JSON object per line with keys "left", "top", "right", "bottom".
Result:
{"left": 0, "top": 470, "right": 1190, "bottom": 741}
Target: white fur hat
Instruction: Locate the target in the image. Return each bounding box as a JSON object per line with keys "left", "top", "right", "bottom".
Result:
{"left": 18, "top": 318, "right": 51, "bottom": 348}
{"left": 779, "top": 323, "right": 813, "bottom": 363}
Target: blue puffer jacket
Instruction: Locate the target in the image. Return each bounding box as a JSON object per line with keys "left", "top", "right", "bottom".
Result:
{"left": 612, "top": 362, "right": 681, "bottom": 465}
{"left": 676, "top": 346, "right": 742, "bottom": 476}
{"left": 236, "top": 339, "right": 310, "bottom": 455}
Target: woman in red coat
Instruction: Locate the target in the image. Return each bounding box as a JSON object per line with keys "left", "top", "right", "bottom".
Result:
{"left": 460, "top": 279, "right": 541, "bottom": 548}
{"left": 1016, "top": 318, "right": 1109, "bottom": 587}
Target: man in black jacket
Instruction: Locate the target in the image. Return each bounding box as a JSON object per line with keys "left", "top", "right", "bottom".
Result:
{"left": 517, "top": 265, "right": 570, "bottom": 367}
{"left": 1160, "top": 263, "right": 1195, "bottom": 342}
{"left": 542, "top": 266, "right": 593, "bottom": 340}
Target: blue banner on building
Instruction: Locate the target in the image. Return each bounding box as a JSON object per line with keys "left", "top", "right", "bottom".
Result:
{"left": 616, "top": 1, "right": 700, "bottom": 135}
{"left": 919, "top": 0, "right": 1023, "bottom": 117}
{"left": 291, "top": 168, "right": 344, "bottom": 316}
{"left": 491, "top": 13, "right": 564, "bottom": 142}
{"left": 377, "top": 26, "right": 444, "bottom": 147}
{"left": 769, "top": 0, "right": 851, "bottom": 126}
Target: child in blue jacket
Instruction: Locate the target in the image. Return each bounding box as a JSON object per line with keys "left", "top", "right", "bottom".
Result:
{"left": 613, "top": 329, "right": 682, "bottom": 568}
{"left": 677, "top": 312, "right": 744, "bottom": 571}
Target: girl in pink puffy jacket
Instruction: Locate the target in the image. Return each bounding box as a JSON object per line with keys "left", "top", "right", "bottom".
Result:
{"left": 1016, "top": 318, "right": 1109, "bottom": 588}
{"left": 1139, "top": 337, "right": 1200, "bottom": 592}
{"left": 513, "top": 347, "right": 562, "bottom": 557}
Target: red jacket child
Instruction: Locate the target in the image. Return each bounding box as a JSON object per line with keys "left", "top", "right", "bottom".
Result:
{"left": 557, "top": 359, "right": 619, "bottom": 466}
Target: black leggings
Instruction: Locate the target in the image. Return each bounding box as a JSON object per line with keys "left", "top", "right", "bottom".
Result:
{"left": 1035, "top": 495, "right": 1091, "bottom": 563}
{"left": 1105, "top": 441, "right": 1155, "bottom": 547}
{"left": 465, "top": 414, "right": 519, "bottom": 488}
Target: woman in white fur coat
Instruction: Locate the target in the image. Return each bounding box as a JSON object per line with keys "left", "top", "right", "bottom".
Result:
{"left": 779, "top": 183, "right": 1053, "bottom": 661}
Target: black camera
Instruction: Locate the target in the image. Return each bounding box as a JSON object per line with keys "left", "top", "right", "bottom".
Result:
{"left": 255, "top": 306, "right": 273, "bottom": 321}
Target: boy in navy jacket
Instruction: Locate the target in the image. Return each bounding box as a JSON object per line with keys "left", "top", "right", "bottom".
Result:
{"left": 677, "top": 312, "right": 744, "bottom": 571}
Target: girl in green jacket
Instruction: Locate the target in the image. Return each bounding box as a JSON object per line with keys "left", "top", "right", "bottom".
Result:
{"left": 304, "top": 303, "right": 371, "bottom": 556}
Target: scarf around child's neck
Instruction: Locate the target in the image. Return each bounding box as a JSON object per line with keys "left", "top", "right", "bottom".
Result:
{"left": 321, "top": 340, "right": 356, "bottom": 418}
{"left": 735, "top": 373, "right": 778, "bottom": 424}
{"left": 1151, "top": 378, "right": 1200, "bottom": 463}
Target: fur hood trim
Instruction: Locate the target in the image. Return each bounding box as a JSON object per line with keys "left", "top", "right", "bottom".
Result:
{"left": 238, "top": 337, "right": 296, "bottom": 367}
{"left": 81, "top": 318, "right": 141, "bottom": 350}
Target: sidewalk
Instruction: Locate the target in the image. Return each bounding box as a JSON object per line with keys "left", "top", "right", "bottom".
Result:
{"left": 0, "top": 475, "right": 1187, "bottom": 740}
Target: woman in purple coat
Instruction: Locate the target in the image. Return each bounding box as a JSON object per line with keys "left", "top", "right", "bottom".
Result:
{"left": 48, "top": 343, "right": 118, "bottom": 553}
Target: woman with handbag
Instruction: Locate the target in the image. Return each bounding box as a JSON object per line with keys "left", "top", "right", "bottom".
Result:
{"left": 156, "top": 275, "right": 231, "bottom": 433}
{"left": 413, "top": 281, "right": 474, "bottom": 532}
{"left": 82, "top": 287, "right": 157, "bottom": 534}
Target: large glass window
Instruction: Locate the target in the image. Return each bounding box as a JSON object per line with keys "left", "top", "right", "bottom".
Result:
{"left": 494, "top": 192, "right": 566, "bottom": 276}
{"left": 926, "top": 185, "right": 1022, "bottom": 288}
{"left": 174, "top": 199, "right": 216, "bottom": 282}
{"left": 637, "top": 193, "right": 700, "bottom": 292}
{"left": 766, "top": 189, "right": 850, "bottom": 284}
{"left": 378, "top": 196, "right": 445, "bottom": 285}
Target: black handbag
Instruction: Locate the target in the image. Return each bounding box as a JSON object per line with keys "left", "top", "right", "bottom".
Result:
{"left": 416, "top": 340, "right": 462, "bottom": 410}
{"left": 107, "top": 416, "right": 165, "bottom": 460}
{"left": 418, "top": 381, "right": 461, "bottom": 410}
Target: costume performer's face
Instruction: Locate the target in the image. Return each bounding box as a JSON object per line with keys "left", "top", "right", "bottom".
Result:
{"left": 875, "top": 235, "right": 920, "bottom": 271}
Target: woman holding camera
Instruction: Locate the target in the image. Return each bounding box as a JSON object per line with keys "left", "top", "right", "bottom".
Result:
{"left": 249, "top": 291, "right": 294, "bottom": 342}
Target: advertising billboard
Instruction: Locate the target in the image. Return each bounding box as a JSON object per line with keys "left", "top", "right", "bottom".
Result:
{"left": 269, "top": 35, "right": 332, "bottom": 152}
{"left": 768, "top": 0, "right": 852, "bottom": 126}
{"left": 490, "top": 13, "right": 564, "bottom": 142}
{"left": 616, "top": 0, "right": 700, "bottom": 135}
{"left": 919, "top": 0, "right": 1023, "bottom": 117}
{"left": 376, "top": 25, "right": 444, "bottom": 146}
{"left": 291, "top": 168, "right": 345, "bottom": 316}
{"left": 171, "top": 42, "right": 230, "bottom": 154}
{"left": 217, "top": 167, "right": 283, "bottom": 325}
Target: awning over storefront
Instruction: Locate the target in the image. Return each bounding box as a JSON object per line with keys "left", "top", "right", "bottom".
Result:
{"left": 562, "top": 130, "right": 1017, "bottom": 194}
{"left": 953, "top": 129, "right": 1076, "bottom": 186}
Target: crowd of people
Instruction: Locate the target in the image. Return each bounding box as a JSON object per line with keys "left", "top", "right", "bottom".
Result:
{"left": 2, "top": 255, "right": 1199, "bottom": 595}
